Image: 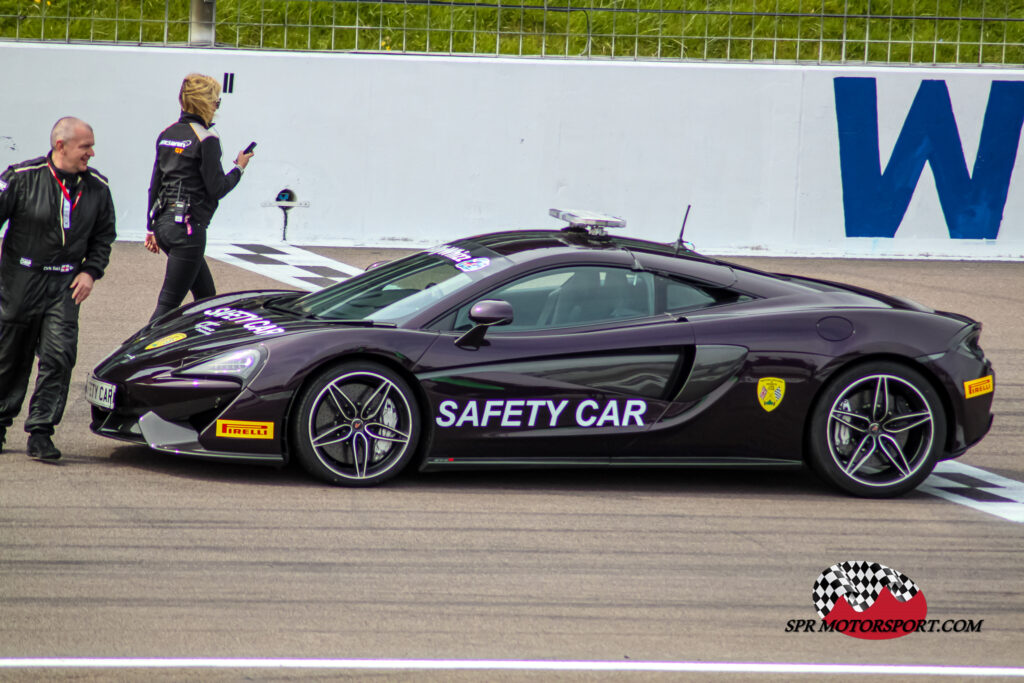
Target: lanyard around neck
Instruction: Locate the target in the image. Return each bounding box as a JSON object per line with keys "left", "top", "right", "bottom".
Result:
{"left": 48, "top": 162, "right": 82, "bottom": 231}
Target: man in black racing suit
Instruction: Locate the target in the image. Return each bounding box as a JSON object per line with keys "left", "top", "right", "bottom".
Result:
{"left": 0, "top": 117, "right": 116, "bottom": 460}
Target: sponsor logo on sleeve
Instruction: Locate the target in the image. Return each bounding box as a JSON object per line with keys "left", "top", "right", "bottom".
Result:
{"left": 964, "top": 375, "right": 994, "bottom": 398}
{"left": 0, "top": 179, "right": 8, "bottom": 192}
{"left": 215, "top": 419, "right": 274, "bottom": 439}
{"left": 435, "top": 399, "right": 648, "bottom": 429}
{"left": 757, "top": 377, "right": 786, "bottom": 412}
{"left": 144, "top": 332, "right": 187, "bottom": 350}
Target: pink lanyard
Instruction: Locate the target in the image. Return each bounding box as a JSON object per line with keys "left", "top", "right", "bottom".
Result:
{"left": 48, "top": 163, "right": 81, "bottom": 231}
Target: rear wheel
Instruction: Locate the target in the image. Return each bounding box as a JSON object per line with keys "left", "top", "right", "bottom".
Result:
{"left": 808, "top": 362, "right": 946, "bottom": 498}
{"left": 292, "top": 361, "right": 420, "bottom": 486}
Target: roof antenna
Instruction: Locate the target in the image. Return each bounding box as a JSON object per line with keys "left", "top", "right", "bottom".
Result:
{"left": 674, "top": 204, "right": 692, "bottom": 256}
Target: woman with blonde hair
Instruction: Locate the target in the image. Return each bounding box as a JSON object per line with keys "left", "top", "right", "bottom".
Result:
{"left": 144, "top": 73, "right": 254, "bottom": 321}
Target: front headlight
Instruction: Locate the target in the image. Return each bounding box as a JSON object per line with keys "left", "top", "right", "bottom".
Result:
{"left": 177, "top": 347, "right": 266, "bottom": 382}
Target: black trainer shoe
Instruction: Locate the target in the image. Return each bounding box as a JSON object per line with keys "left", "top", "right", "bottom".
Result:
{"left": 27, "top": 433, "right": 61, "bottom": 461}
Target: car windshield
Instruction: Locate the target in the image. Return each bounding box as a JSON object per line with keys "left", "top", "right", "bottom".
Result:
{"left": 287, "top": 251, "right": 498, "bottom": 324}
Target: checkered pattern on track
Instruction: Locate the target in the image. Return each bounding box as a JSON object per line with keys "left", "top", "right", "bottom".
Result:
{"left": 205, "top": 242, "right": 362, "bottom": 291}
{"left": 925, "top": 462, "right": 1024, "bottom": 523}
{"left": 812, "top": 561, "right": 919, "bottom": 618}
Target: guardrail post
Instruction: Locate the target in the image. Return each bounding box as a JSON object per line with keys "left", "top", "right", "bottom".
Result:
{"left": 189, "top": 0, "right": 215, "bottom": 46}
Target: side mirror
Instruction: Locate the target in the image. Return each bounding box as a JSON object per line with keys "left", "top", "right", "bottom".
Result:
{"left": 469, "top": 299, "right": 514, "bottom": 326}
{"left": 455, "top": 299, "right": 513, "bottom": 348}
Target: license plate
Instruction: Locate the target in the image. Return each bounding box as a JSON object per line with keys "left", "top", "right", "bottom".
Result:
{"left": 85, "top": 376, "right": 116, "bottom": 410}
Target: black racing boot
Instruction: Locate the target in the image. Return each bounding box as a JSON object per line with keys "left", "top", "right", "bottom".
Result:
{"left": 0, "top": 426, "right": 5, "bottom": 454}
{"left": 27, "top": 433, "right": 61, "bottom": 461}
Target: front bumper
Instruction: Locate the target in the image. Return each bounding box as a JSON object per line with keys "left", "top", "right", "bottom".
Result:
{"left": 88, "top": 374, "right": 289, "bottom": 464}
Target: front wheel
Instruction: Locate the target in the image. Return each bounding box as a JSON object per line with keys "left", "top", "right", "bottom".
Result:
{"left": 807, "top": 362, "right": 947, "bottom": 498}
{"left": 292, "top": 361, "right": 421, "bottom": 486}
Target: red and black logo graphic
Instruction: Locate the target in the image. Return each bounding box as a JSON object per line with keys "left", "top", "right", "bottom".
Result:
{"left": 812, "top": 561, "right": 927, "bottom": 640}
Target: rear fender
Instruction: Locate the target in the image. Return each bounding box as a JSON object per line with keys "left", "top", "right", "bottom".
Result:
{"left": 802, "top": 353, "right": 957, "bottom": 463}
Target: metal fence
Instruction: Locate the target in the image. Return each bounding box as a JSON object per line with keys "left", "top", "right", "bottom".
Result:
{"left": 1, "top": 0, "right": 1021, "bottom": 66}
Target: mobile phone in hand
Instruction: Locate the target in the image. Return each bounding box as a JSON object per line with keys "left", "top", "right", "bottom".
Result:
{"left": 244, "top": 141, "right": 257, "bottom": 154}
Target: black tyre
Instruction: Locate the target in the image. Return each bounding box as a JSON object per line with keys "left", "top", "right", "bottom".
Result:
{"left": 292, "top": 361, "right": 420, "bottom": 486}
{"left": 808, "top": 361, "right": 947, "bottom": 498}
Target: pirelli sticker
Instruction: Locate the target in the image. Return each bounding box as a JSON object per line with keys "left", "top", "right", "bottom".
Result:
{"left": 216, "top": 419, "right": 274, "bottom": 439}
{"left": 964, "top": 375, "right": 994, "bottom": 399}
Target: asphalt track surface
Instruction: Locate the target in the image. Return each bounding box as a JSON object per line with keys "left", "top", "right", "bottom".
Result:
{"left": 1, "top": 243, "right": 1022, "bottom": 682}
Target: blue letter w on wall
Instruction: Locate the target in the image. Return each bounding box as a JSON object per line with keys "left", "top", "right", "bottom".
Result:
{"left": 834, "top": 78, "right": 1024, "bottom": 239}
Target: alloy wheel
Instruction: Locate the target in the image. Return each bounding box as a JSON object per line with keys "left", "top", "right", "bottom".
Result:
{"left": 306, "top": 370, "right": 414, "bottom": 481}
{"left": 825, "top": 373, "right": 935, "bottom": 489}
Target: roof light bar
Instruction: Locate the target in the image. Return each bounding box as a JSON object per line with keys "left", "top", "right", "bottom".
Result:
{"left": 549, "top": 208, "right": 626, "bottom": 236}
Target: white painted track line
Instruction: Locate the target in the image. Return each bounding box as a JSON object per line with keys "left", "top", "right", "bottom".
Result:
{"left": 0, "top": 658, "right": 1022, "bottom": 676}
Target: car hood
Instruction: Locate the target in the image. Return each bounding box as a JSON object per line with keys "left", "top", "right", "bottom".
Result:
{"left": 95, "top": 291, "right": 327, "bottom": 375}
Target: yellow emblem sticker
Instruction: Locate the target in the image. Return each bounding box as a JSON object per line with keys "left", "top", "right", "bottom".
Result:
{"left": 144, "top": 332, "right": 187, "bottom": 350}
{"left": 757, "top": 377, "right": 786, "bottom": 412}
{"left": 216, "top": 420, "right": 274, "bottom": 440}
{"left": 964, "top": 375, "right": 994, "bottom": 399}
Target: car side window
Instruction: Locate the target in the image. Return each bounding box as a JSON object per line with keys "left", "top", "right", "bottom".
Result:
{"left": 663, "top": 277, "right": 717, "bottom": 312}
{"left": 453, "top": 266, "right": 656, "bottom": 332}
{"left": 659, "top": 274, "right": 751, "bottom": 313}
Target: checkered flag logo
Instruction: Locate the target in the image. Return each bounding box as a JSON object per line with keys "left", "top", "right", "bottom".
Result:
{"left": 812, "top": 561, "right": 920, "bottom": 619}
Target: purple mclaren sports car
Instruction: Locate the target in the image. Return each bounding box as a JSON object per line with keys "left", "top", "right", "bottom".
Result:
{"left": 87, "top": 210, "right": 994, "bottom": 497}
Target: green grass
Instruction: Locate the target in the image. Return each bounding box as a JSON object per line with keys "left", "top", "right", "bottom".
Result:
{"left": 1, "top": 0, "right": 1021, "bottom": 65}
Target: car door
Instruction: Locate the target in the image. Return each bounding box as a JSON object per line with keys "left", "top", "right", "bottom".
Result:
{"left": 413, "top": 265, "right": 696, "bottom": 465}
